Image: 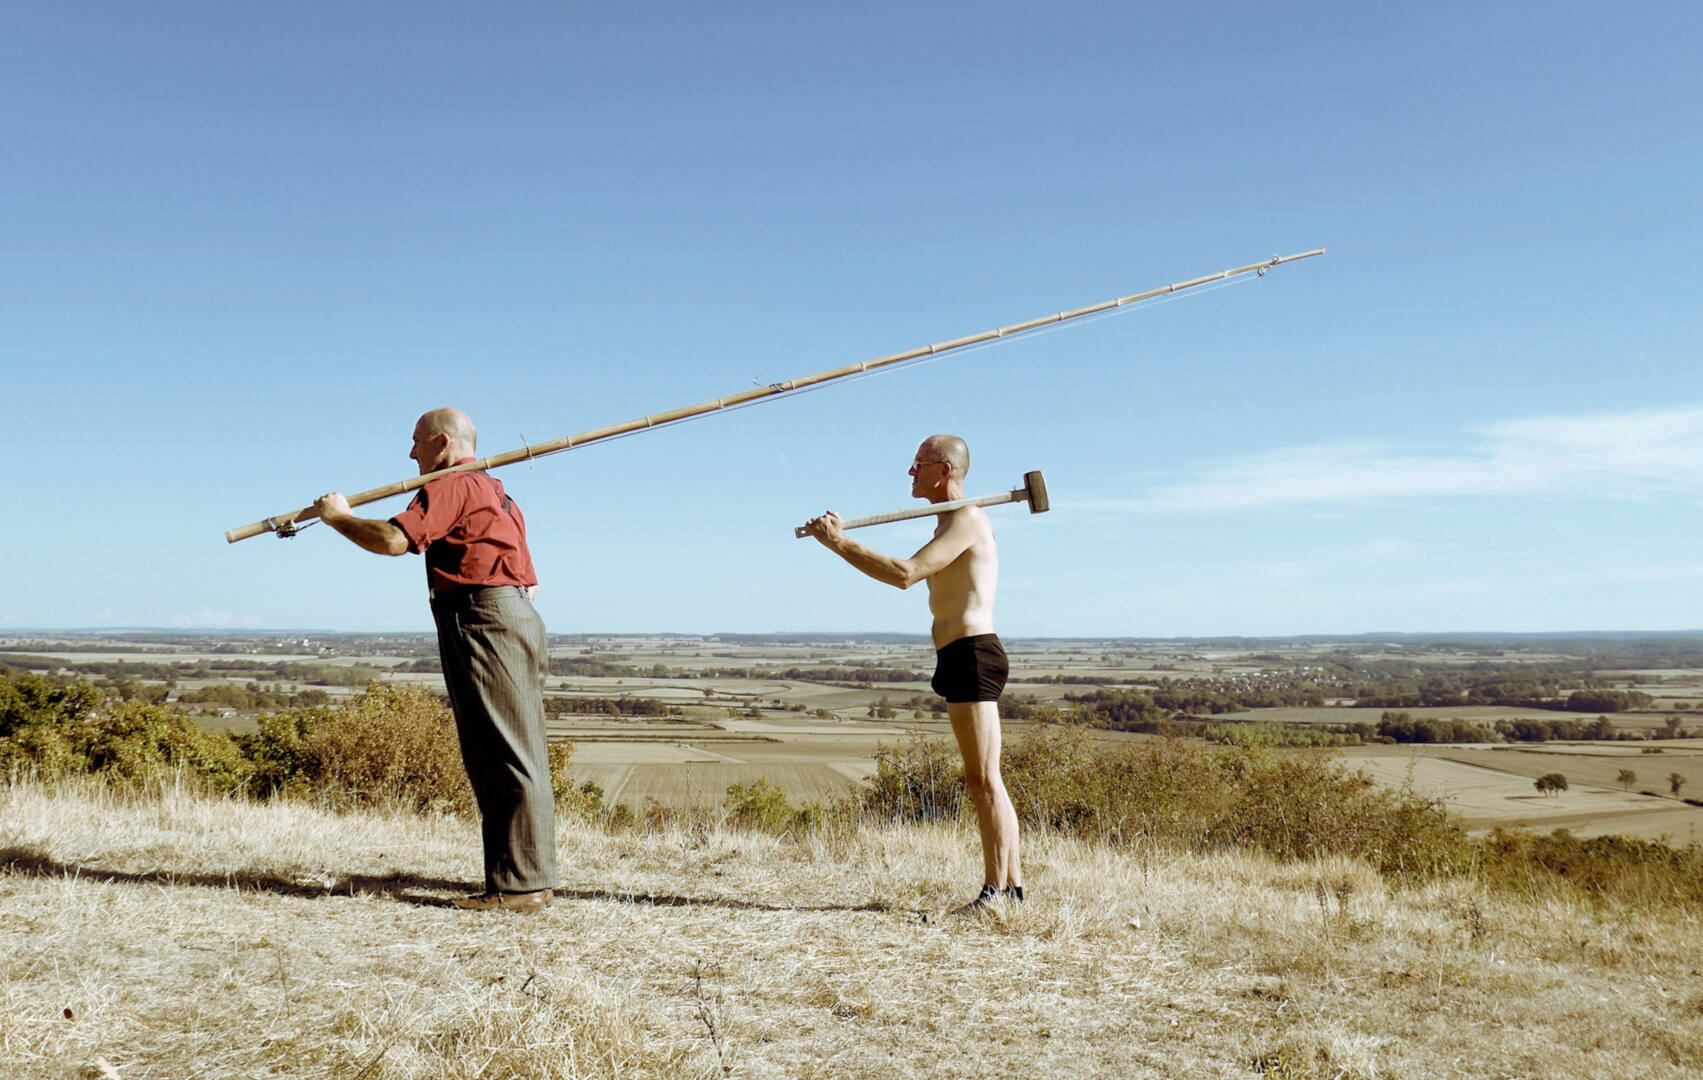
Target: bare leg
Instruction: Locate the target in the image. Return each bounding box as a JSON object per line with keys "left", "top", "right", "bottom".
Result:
{"left": 948, "top": 700, "right": 1021, "bottom": 889}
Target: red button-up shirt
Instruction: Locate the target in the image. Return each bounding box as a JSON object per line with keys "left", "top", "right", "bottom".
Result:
{"left": 389, "top": 460, "right": 538, "bottom": 593}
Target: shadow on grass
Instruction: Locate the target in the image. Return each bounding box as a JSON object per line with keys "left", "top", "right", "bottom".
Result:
{"left": 0, "top": 844, "right": 464, "bottom": 906}
{"left": 553, "top": 886, "right": 890, "bottom": 914}
{"left": 0, "top": 845, "right": 894, "bottom": 913}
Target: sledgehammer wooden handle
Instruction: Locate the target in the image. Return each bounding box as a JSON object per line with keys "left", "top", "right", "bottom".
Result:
{"left": 795, "top": 470, "right": 1049, "bottom": 538}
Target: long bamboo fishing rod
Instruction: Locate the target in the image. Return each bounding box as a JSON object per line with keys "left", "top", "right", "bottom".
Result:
{"left": 226, "top": 248, "right": 1324, "bottom": 543}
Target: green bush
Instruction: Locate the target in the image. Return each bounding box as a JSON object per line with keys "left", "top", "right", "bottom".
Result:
{"left": 549, "top": 740, "right": 613, "bottom": 823}
{"left": 88, "top": 702, "right": 252, "bottom": 792}
{"left": 237, "top": 707, "right": 325, "bottom": 796}
{"left": 1481, "top": 828, "right": 1703, "bottom": 907}
{"left": 859, "top": 725, "right": 1703, "bottom": 905}
{"left": 0, "top": 721, "right": 85, "bottom": 776}
{"left": 863, "top": 726, "right": 1470, "bottom": 880}
{"left": 859, "top": 733, "right": 965, "bottom": 822}
{"left": 0, "top": 693, "right": 250, "bottom": 793}
{"left": 725, "top": 776, "right": 823, "bottom": 834}
{"left": 1003, "top": 727, "right": 1229, "bottom": 843}
{"left": 1201, "top": 745, "right": 1469, "bottom": 879}
{"left": 0, "top": 673, "right": 101, "bottom": 737}
{"left": 0, "top": 672, "right": 407, "bottom": 800}
{"left": 238, "top": 682, "right": 472, "bottom": 813}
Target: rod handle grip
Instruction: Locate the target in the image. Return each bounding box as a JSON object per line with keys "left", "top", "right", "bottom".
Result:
{"left": 226, "top": 506, "right": 319, "bottom": 543}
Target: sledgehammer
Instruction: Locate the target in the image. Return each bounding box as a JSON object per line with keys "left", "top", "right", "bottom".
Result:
{"left": 794, "top": 470, "right": 1050, "bottom": 538}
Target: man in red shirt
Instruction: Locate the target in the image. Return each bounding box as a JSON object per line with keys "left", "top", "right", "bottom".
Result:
{"left": 314, "top": 407, "right": 557, "bottom": 912}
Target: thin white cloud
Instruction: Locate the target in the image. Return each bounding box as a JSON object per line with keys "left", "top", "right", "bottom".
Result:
{"left": 1362, "top": 538, "right": 1417, "bottom": 559}
{"left": 168, "top": 609, "right": 263, "bottom": 629}
{"left": 1098, "top": 405, "right": 1703, "bottom": 514}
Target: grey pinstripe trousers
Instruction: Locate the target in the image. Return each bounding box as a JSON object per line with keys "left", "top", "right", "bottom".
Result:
{"left": 430, "top": 585, "right": 558, "bottom": 894}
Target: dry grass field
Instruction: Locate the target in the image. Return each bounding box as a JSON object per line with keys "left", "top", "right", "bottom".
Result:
{"left": 543, "top": 717, "right": 909, "bottom": 809}
{"left": 1211, "top": 706, "right": 1665, "bottom": 730}
{"left": 544, "top": 716, "right": 1163, "bottom": 811}
{"left": 3, "top": 776, "right": 1703, "bottom": 1080}
{"left": 1339, "top": 746, "right": 1703, "bottom": 843}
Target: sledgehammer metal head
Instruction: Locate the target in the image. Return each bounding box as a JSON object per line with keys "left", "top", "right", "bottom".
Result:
{"left": 1020, "top": 469, "right": 1049, "bottom": 514}
{"left": 795, "top": 469, "right": 1050, "bottom": 538}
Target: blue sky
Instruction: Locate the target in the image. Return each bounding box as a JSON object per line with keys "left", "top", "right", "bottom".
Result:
{"left": 5, "top": 1, "right": 1700, "bottom": 637}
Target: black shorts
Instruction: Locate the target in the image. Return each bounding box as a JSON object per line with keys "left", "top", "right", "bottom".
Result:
{"left": 931, "top": 634, "right": 1008, "bottom": 704}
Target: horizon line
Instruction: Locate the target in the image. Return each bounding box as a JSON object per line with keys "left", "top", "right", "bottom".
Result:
{"left": 6, "top": 627, "right": 1703, "bottom": 643}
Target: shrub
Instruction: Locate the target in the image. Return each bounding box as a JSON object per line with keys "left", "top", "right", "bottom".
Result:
{"left": 1481, "top": 828, "right": 1703, "bottom": 907}
{"left": 860, "top": 733, "right": 965, "bottom": 822}
{"left": 725, "top": 776, "right": 822, "bottom": 834}
{"left": 1179, "top": 743, "right": 1472, "bottom": 879}
{"left": 0, "top": 673, "right": 101, "bottom": 737}
{"left": 78, "top": 702, "right": 252, "bottom": 792}
{"left": 550, "top": 740, "right": 611, "bottom": 822}
{"left": 0, "top": 721, "right": 85, "bottom": 776}
{"left": 638, "top": 796, "right": 693, "bottom": 833}
{"left": 238, "top": 707, "right": 327, "bottom": 795}
{"left": 238, "top": 683, "right": 471, "bottom": 813}
{"left": 861, "top": 726, "right": 1472, "bottom": 879}
{"left": 1002, "top": 727, "right": 1230, "bottom": 844}
{"left": 0, "top": 674, "right": 249, "bottom": 793}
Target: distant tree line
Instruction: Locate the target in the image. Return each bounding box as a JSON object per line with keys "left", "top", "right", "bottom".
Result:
{"left": 0, "top": 655, "right": 63, "bottom": 678}
{"left": 543, "top": 695, "right": 683, "bottom": 718}
{"left": 0, "top": 656, "right": 390, "bottom": 688}
{"left": 545, "top": 654, "right": 935, "bottom": 685}
{"left": 1202, "top": 722, "right": 1363, "bottom": 749}
{"left": 1053, "top": 682, "right": 1329, "bottom": 731}
{"left": 175, "top": 684, "right": 332, "bottom": 711}
{"left": 547, "top": 656, "right": 653, "bottom": 678}
{"left": 1048, "top": 664, "right": 1658, "bottom": 718}
{"left": 1364, "top": 711, "right": 1685, "bottom": 744}
{"left": 0, "top": 641, "right": 155, "bottom": 654}
{"left": 1028, "top": 696, "right": 1689, "bottom": 745}
{"left": 1342, "top": 667, "right": 1652, "bottom": 712}
{"left": 1558, "top": 689, "right": 1657, "bottom": 713}
{"left": 692, "top": 664, "right": 930, "bottom": 685}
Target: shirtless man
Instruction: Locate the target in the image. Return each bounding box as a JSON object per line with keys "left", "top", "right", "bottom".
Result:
{"left": 803, "top": 434, "right": 1021, "bottom": 913}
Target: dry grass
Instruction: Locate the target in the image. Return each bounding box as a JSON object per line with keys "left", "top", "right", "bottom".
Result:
{"left": 3, "top": 776, "right": 1702, "bottom": 1079}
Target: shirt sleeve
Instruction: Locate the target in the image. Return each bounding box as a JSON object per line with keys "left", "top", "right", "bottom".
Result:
{"left": 388, "top": 478, "right": 468, "bottom": 554}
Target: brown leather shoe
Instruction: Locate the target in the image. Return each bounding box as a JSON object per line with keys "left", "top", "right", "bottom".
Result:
{"left": 452, "top": 888, "right": 553, "bottom": 912}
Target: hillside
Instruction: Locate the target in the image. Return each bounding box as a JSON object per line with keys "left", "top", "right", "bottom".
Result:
{"left": 2, "top": 778, "right": 1700, "bottom": 1079}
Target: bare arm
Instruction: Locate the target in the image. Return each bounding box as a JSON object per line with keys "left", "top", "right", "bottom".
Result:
{"left": 804, "top": 508, "right": 981, "bottom": 589}
{"left": 314, "top": 493, "right": 410, "bottom": 557}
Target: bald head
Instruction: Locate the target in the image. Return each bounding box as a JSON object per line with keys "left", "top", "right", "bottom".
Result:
{"left": 411, "top": 408, "right": 477, "bottom": 474}
{"left": 419, "top": 408, "right": 476, "bottom": 452}
{"left": 925, "top": 434, "right": 969, "bottom": 478}
{"left": 910, "top": 434, "right": 970, "bottom": 502}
